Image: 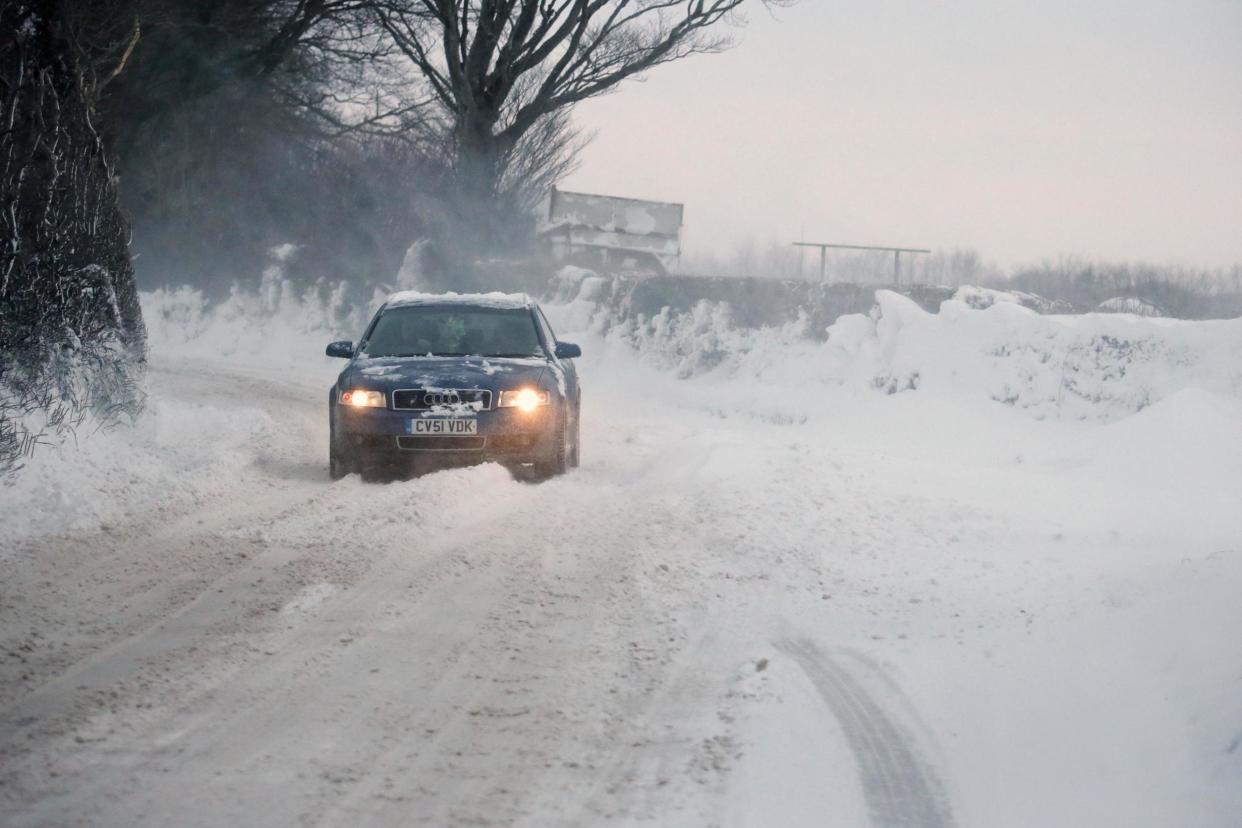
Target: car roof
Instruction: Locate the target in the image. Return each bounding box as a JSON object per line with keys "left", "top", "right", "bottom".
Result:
{"left": 383, "top": 291, "right": 533, "bottom": 310}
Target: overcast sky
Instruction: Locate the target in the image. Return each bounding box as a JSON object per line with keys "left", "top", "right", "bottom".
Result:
{"left": 561, "top": 0, "right": 1242, "bottom": 269}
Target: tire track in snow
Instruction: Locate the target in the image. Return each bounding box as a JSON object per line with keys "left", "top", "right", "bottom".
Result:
{"left": 777, "top": 638, "right": 956, "bottom": 828}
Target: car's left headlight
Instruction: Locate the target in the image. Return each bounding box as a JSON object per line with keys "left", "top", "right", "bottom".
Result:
{"left": 498, "top": 387, "right": 549, "bottom": 414}
{"left": 339, "top": 389, "right": 386, "bottom": 408}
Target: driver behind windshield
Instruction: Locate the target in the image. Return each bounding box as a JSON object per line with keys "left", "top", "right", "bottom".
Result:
{"left": 362, "top": 306, "right": 542, "bottom": 358}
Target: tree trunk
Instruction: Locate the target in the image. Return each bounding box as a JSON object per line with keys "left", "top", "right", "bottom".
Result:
{"left": 448, "top": 112, "right": 527, "bottom": 257}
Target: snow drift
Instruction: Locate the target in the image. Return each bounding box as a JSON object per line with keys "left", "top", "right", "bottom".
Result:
{"left": 556, "top": 272, "right": 1242, "bottom": 422}
{"left": 826, "top": 290, "right": 1241, "bottom": 421}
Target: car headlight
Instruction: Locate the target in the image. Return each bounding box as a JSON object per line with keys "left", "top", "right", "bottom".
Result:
{"left": 498, "top": 387, "right": 549, "bottom": 414}
{"left": 339, "top": 389, "right": 385, "bottom": 408}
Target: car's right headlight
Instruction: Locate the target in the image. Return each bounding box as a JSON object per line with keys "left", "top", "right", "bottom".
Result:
{"left": 497, "top": 387, "right": 549, "bottom": 414}
{"left": 339, "top": 389, "right": 385, "bottom": 408}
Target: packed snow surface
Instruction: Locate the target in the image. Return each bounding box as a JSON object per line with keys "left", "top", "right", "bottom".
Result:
{"left": 2, "top": 281, "right": 1240, "bottom": 827}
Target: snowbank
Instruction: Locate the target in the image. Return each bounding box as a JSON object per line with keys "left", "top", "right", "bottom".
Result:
{"left": 825, "top": 291, "right": 1241, "bottom": 420}
{"left": 556, "top": 274, "right": 1242, "bottom": 422}
{"left": 0, "top": 395, "right": 275, "bottom": 546}
{"left": 2, "top": 275, "right": 355, "bottom": 548}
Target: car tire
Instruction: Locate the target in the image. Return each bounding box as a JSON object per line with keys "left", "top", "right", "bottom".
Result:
{"left": 534, "top": 411, "right": 570, "bottom": 479}
{"left": 568, "top": 401, "right": 581, "bottom": 469}
{"left": 329, "top": 431, "right": 351, "bottom": 481}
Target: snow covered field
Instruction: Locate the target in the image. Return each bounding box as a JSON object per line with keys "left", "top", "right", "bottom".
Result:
{"left": 2, "top": 281, "right": 1240, "bottom": 827}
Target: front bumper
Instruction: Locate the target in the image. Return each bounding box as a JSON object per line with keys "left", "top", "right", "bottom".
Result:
{"left": 333, "top": 403, "right": 558, "bottom": 464}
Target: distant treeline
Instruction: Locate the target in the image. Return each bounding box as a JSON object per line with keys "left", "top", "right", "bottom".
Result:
{"left": 681, "top": 243, "right": 1242, "bottom": 320}
{"left": 1000, "top": 260, "right": 1242, "bottom": 319}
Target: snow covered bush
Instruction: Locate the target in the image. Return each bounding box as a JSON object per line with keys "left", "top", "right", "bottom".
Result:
{"left": 954, "top": 285, "right": 1075, "bottom": 314}
{"left": 555, "top": 272, "right": 1242, "bottom": 422}
{"left": 1096, "top": 297, "right": 1164, "bottom": 317}
{"left": 827, "top": 292, "right": 1240, "bottom": 420}
{"left": 142, "top": 266, "right": 379, "bottom": 367}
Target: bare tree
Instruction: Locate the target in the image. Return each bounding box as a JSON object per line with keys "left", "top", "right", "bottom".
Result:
{"left": 90, "top": 0, "right": 447, "bottom": 293}
{"left": 100, "top": 0, "right": 427, "bottom": 158}
{"left": 375, "top": 0, "right": 790, "bottom": 208}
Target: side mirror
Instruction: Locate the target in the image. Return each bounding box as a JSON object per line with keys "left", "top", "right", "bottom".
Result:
{"left": 554, "top": 341, "right": 581, "bottom": 360}
{"left": 326, "top": 340, "right": 354, "bottom": 359}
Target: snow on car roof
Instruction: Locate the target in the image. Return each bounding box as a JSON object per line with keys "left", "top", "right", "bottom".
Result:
{"left": 384, "top": 290, "right": 533, "bottom": 310}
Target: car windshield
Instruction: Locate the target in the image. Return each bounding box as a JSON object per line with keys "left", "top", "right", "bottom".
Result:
{"left": 360, "top": 305, "right": 543, "bottom": 358}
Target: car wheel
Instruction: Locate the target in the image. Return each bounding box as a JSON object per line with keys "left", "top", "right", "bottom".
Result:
{"left": 329, "top": 433, "right": 351, "bottom": 480}
{"left": 534, "top": 412, "right": 570, "bottom": 479}
{"left": 568, "top": 401, "right": 581, "bottom": 469}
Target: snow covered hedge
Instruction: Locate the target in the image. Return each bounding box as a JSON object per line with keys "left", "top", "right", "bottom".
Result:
{"left": 136, "top": 267, "right": 1242, "bottom": 427}
{"left": 555, "top": 270, "right": 1242, "bottom": 422}
{"left": 143, "top": 274, "right": 374, "bottom": 368}
{"left": 828, "top": 291, "right": 1240, "bottom": 421}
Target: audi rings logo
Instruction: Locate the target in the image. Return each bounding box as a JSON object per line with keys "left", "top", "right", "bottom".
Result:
{"left": 423, "top": 391, "right": 462, "bottom": 406}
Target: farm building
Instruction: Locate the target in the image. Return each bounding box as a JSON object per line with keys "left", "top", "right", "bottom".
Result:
{"left": 538, "top": 188, "right": 684, "bottom": 275}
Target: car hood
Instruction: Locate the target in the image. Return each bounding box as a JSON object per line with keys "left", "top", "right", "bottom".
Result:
{"left": 341, "top": 355, "right": 549, "bottom": 393}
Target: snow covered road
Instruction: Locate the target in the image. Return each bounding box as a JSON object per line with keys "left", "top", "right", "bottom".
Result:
{"left": 3, "top": 305, "right": 1241, "bottom": 826}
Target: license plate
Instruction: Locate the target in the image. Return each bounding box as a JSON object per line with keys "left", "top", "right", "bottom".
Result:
{"left": 407, "top": 418, "right": 478, "bottom": 435}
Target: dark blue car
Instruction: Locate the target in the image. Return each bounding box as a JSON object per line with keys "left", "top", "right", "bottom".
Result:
{"left": 325, "top": 292, "right": 581, "bottom": 479}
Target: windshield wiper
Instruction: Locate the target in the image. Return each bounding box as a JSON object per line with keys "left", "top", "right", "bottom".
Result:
{"left": 483, "top": 352, "right": 539, "bottom": 358}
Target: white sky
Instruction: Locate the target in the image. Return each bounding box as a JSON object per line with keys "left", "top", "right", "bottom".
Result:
{"left": 562, "top": 0, "right": 1242, "bottom": 269}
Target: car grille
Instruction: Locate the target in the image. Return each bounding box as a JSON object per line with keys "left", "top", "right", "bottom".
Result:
{"left": 392, "top": 388, "right": 492, "bottom": 411}
{"left": 396, "top": 435, "right": 485, "bottom": 451}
